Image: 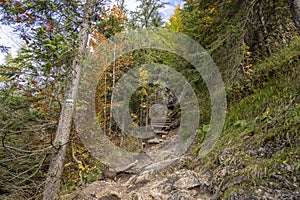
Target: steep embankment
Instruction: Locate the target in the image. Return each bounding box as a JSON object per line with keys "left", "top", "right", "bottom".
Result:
{"left": 191, "top": 38, "right": 300, "bottom": 199}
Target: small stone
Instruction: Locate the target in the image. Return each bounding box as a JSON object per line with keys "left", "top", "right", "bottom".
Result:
{"left": 147, "top": 138, "right": 164, "bottom": 144}
{"left": 248, "top": 150, "right": 257, "bottom": 156}
{"left": 174, "top": 176, "right": 200, "bottom": 189}
{"left": 218, "top": 148, "right": 231, "bottom": 165}
{"left": 135, "top": 171, "right": 151, "bottom": 184}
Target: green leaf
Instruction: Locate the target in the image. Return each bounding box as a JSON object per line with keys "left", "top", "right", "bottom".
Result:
{"left": 233, "top": 119, "right": 247, "bottom": 128}
{"left": 202, "top": 124, "right": 211, "bottom": 132}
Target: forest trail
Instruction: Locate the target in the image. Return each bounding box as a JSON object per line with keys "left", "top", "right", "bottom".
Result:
{"left": 63, "top": 162, "right": 213, "bottom": 200}
{"left": 62, "top": 113, "right": 213, "bottom": 200}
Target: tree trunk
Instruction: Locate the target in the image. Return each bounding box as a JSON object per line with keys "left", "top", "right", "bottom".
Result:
{"left": 42, "top": 1, "right": 93, "bottom": 199}
{"left": 288, "top": 0, "right": 300, "bottom": 35}
{"left": 109, "top": 45, "right": 116, "bottom": 136}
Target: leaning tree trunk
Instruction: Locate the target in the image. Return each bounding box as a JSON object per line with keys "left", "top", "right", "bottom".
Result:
{"left": 288, "top": 0, "right": 300, "bottom": 35}
{"left": 42, "top": 1, "right": 93, "bottom": 200}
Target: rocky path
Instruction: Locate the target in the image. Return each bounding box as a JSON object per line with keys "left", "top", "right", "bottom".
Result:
{"left": 62, "top": 113, "right": 214, "bottom": 200}
{"left": 62, "top": 165, "right": 212, "bottom": 200}
{"left": 60, "top": 116, "right": 300, "bottom": 200}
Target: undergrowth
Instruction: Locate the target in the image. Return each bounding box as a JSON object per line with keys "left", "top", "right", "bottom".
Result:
{"left": 194, "top": 38, "right": 300, "bottom": 198}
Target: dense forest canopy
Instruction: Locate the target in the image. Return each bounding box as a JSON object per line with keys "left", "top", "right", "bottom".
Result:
{"left": 0, "top": 0, "right": 299, "bottom": 199}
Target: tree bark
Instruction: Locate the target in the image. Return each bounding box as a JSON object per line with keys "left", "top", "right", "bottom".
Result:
{"left": 288, "top": 0, "right": 300, "bottom": 35}
{"left": 42, "top": 1, "right": 93, "bottom": 200}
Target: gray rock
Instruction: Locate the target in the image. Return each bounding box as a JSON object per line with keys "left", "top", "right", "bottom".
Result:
{"left": 66, "top": 169, "right": 213, "bottom": 200}
{"left": 218, "top": 148, "right": 232, "bottom": 165}
{"left": 167, "top": 190, "right": 192, "bottom": 200}
{"left": 147, "top": 138, "right": 164, "bottom": 144}
{"left": 248, "top": 143, "right": 282, "bottom": 158}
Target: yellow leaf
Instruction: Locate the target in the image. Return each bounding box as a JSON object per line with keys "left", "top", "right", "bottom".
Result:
{"left": 78, "top": 163, "right": 85, "bottom": 171}
{"left": 64, "top": 162, "right": 72, "bottom": 167}
{"left": 209, "top": 7, "right": 216, "bottom": 13}
{"left": 246, "top": 51, "right": 252, "bottom": 56}
{"left": 141, "top": 87, "right": 148, "bottom": 96}
{"left": 140, "top": 102, "right": 147, "bottom": 108}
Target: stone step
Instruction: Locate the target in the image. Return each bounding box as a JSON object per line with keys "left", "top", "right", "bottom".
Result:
{"left": 147, "top": 138, "right": 164, "bottom": 144}
{"left": 151, "top": 122, "right": 172, "bottom": 125}
{"left": 152, "top": 118, "right": 172, "bottom": 120}
{"left": 154, "top": 130, "right": 169, "bottom": 134}
{"left": 151, "top": 119, "right": 172, "bottom": 122}
{"left": 168, "top": 109, "right": 180, "bottom": 118}
{"left": 151, "top": 125, "right": 169, "bottom": 128}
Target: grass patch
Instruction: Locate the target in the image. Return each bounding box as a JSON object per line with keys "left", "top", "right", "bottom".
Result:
{"left": 193, "top": 38, "right": 300, "bottom": 198}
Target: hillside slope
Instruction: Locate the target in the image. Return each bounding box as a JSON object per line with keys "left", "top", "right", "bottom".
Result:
{"left": 63, "top": 38, "right": 300, "bottom": 200}
{"left": 191, "top": 38, "right": 300, "bottom": 199}
{"left": 64, "top": 1, "right": 300, "bottom": 199}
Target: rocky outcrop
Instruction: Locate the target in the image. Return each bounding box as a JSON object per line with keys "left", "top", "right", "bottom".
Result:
{"left": 62, "top": 155, "right": 300, "bottom": 200}
{"left": 62, "top": 169, "right": 212, "bottom": 200}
